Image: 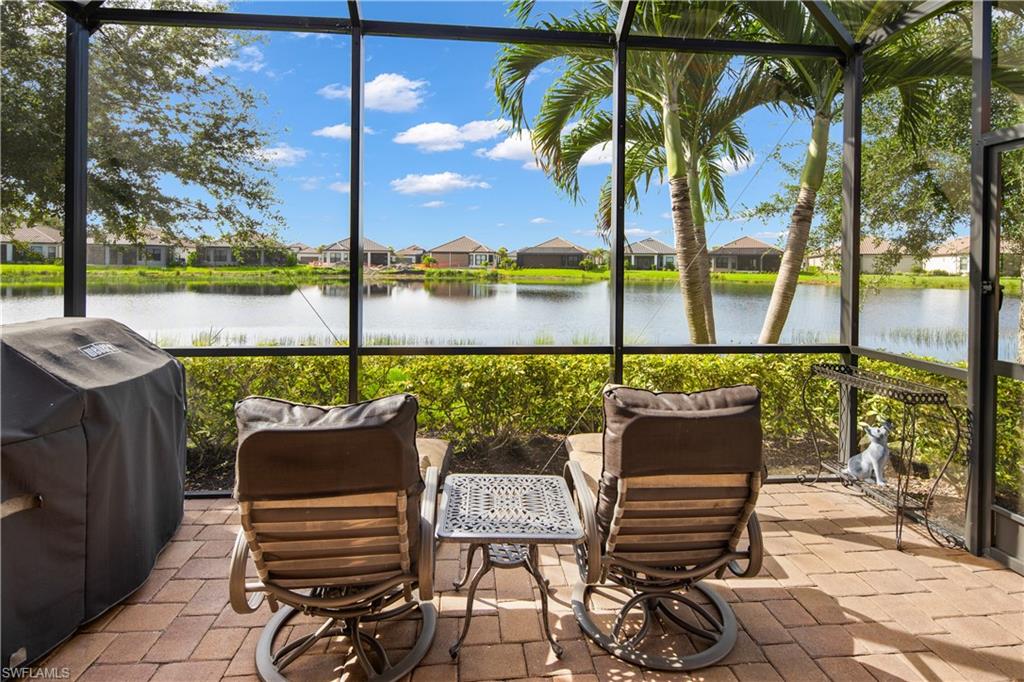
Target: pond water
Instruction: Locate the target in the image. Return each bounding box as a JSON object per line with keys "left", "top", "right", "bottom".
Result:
{"left": 1, "top": 279, "right": 1019, "bottom": 363}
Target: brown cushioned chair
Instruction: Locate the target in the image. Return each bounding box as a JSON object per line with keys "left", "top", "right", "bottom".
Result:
{"left": 228, "top": 394, "right": 450, "bottom": 682}
{"left": 563, "top": 384, "right": 764, "bottom": 672}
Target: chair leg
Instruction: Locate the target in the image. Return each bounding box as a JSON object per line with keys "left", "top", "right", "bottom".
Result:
{"left": 571, "top": 581, "right": 737, "bottom": 672}
{"left": 254, "top": 600, "right": 438, "bottom": 682}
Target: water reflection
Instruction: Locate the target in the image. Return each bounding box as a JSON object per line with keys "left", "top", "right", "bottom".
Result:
{"left": 0, "top": 278, "right": 1017, "bottom": 362}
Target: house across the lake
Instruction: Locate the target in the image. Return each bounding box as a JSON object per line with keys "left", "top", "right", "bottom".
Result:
{"left": 516, "top": 236, "right": 589, "bottom": 268}
{"left": 426, "top": 236, "right": 496, "bottom": 267}
{"left": 289, "top": 242, "right": 320, "bottom": 265}
{"left": 807, "top": 237, "right": 920, "bottom": 274}
{"left": 709, "top": 236, "right": 782, "bottom": 272}
{"left": 322, "top": 237, "right": 392, "bottom": 267}
{"left": 625, "top": 237, "right": 676, "bottom": 270}
{"left": 395, "top": 244, "right": 425, "bottom": 264}
{"left": 0, "top": 226, "right": 64, "bottom": 263}
{"left": 86, "top": 228, "right": 188, "bottom": 267}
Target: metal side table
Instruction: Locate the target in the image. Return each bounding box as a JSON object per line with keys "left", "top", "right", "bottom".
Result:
{"left": 437, "top": 473, "right": 584, "bottom": 658}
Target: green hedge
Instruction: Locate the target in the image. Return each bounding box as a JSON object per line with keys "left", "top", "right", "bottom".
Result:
{"left": 180, "top": 353, "right": 1022, "bottom": 506}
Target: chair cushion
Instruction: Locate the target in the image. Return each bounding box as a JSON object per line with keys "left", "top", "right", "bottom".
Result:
{"left": 234, "top": 393, "right": 422, "bottom": 501}
{"left": 602, "top": 384, "right": 763, "bottom": 477}
{"left": 416, "top": 437, "right": 452, "bottom": 482}
{"left": 597, "top": 384, "right": 763, "bottom": 543}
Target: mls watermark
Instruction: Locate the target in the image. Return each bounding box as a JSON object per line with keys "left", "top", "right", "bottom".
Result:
{"left": 1, "top": 668, "right": 71, "bottom": 680}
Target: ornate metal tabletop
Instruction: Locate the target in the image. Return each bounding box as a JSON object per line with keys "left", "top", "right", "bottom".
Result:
{"left": 437, "top": 474, "right": 584, "bottom": 545}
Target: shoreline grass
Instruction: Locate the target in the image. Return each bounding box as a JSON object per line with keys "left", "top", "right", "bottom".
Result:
{"left": 1, "top": 263, "right": 1019, "bottom": 295}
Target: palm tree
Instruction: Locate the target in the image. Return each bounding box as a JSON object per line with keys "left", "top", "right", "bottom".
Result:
{"left": 748, "top": 0, "right": 1024, "bottom": 343}
{"left": 494, "top": 0, "right": 775, "bottom": 343}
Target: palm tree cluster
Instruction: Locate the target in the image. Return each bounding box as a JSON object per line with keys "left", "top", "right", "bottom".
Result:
{"left": 494, "top": 0, "right": 1024, "bottom": 344}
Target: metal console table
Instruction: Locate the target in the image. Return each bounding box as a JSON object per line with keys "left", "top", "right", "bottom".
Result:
{"left": 801, "top": 363, "right": 969, "bottom": 550}
{"left": 437, "top": 473, "right": 584, "bottom": 658}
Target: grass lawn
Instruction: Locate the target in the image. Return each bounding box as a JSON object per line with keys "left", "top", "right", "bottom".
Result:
{"left": 3, "top": 263, "right": 1018, "bottom": 295}
{"left": 0, "top": 263, "right": 348, "bottom": 285}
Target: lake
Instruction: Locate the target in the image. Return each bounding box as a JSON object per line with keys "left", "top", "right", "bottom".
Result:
{"left": 1, "top": 279, "right": 1019, "bottom": 363}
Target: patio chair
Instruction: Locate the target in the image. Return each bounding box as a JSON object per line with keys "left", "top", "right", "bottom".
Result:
{"left": 228, "top": 394, "right": 449, "bottom": 682}
{"left": 563, "top": 384, "right": 764, "bottom": 672}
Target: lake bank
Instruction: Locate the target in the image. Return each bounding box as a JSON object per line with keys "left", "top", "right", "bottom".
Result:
{"left": 2, "top": 263, "right": 1016, "bottom": 293}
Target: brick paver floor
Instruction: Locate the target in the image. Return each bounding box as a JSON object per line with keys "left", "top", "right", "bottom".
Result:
{"left": 39, "top": 483, "right": 1024, "bottom": 681}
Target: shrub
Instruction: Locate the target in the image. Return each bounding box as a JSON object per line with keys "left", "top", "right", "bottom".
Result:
{"left": 179, "top": 353, "right": 1018, "bottom": 509}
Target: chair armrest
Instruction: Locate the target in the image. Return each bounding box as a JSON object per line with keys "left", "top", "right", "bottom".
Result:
{"left": 722, "top": 511, "right": 763, "bottom": 579}
{"left": 418, "top": 465, "right": 439, "bottom": 601}
{"left": 741, "top": 511, "right": 764, "bottom": 577}
{"left": 564, "top": 461, "right": 602, "bottom": 585}
{"left": 229, "top": 529, "right": 265, "bottom": 614}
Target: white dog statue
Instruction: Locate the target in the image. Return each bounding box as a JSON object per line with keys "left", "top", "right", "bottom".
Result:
{"left": 844, "top": 421, "right": 893, "bottom": 486}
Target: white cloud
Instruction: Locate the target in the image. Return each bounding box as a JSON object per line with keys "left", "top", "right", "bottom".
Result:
{"left": 626, "top": 228, "right": 660, "bottom": 237}
{"left": 313, "top": 123, "right": 352, "bottom": 140}
{"left": 256, "top": 143, "right": 308, "bottom": 167}
{"left": 329, "top": 181, "right": 351, "bottom": 193}
{"left": 530, "top": 217, "right": 552, "bottom": 224}
{"left": 199, "top": 45, "right": 266, "bottom": 75}
{"left": 394, "top": 119, "right": 510, "bottom": 152}
{"left": 390, "top": 172, "right": 490, "bottom": 195}
{"left": 476, "top": 131, "right": 541, "bottom": 170}
{"left": 421, "top": 200, "right": 446, "bottom": 208}
{"left": 580, "top": 142, "right": 612, "bottom": 166}
{"left": 661, "top": 212, "right": 672, "bottom": 220}
{"left": 317, "top": 74, "right": 429, "bottom": 113}
{"left": 756, "top": 230, "right": 785, "bottom": 240}
{"left": 312, "top": 124, "right": 376, "bottom": 139}
{"left": 296, "top": 175, "right": 324, "bottom": 191}
{"left": 317, "top": 83, "right": 349, "bottom": 99}
{"left": 718, "top": 152, "right": 755, "bottom": 176}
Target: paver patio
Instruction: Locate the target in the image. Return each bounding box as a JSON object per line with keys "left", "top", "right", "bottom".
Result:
{"left": 40, "top": 483, "right": 1024, "bottom": 681}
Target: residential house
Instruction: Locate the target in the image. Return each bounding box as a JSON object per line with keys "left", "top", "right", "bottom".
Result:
{"left": 86, "top": 228, "right": 187, "bottom": 266}
{"left": 0, "top": 226, "right": 63, "bottom": 263}
{"left": 395, "top": 244, "right": 425, "bottom": 264}
{"left": 924, "top": 235, "right": 1022, "bottom": 276}
{"left": 426, "top": 236, "right": 496, "bottom": 267}
{"left": 709, "top": 236, "right": 782, "bottom": 272}
{"left": 192, "top": 239, "right": 291, "bottom": 266}
{"left": 289, "top": 242, "right": 321, "bottom": 265}
{"left": 807, "top": 237, "right": 920, "bottom": 274}
{"left": 322, "top": 237, "right": 392, "bottom": 267}
{"left": 625, "top": 237, "right": 676, "bottom": 270}
{"left": 516, "top": 236, "right": 589, "bottom": 268}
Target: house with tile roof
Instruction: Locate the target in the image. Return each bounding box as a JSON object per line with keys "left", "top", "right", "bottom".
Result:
{"left": 709, "top": 236, "right": 782, "bottom": 272}
{"left": 288, "top": 242, "right": 321, "bottom": 265}
{"left": 426, "top": 236, "right": 496, "bottom": 268}
{"left": 0, "top": 226, "right": 64, "bottom": 263}
{"left": 924, "top": 236, "right": 970, "bottom": 275}
{"left": 322, "top": 237, "right": 392, "bottom": 267}
{"left": 625, "top": 237, "right": 676, "bottom": 270}
{"left": 516, "top": 236, "right": 589, "bottom": 268}
{"left": 86, "top": 227, "right": 191, "bottom": 266}
{"left": 806, "top": 237, "right": 920, "bottom": 274}
{"left": 395, "top": 244, "right": 425, "bottom": 265}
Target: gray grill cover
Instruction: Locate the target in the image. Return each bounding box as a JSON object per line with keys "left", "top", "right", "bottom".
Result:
{"left": 1, "top": 318, "right": 186, "bottom": 666}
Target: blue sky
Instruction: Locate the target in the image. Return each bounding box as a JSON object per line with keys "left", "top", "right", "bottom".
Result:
{"left": 217, "top": 0, "right": 835, "bottom": 253}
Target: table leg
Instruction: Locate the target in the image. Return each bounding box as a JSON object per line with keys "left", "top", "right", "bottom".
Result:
{"left": 453, "top": 543, "right": 480, "bottom": 591}
{"left": 450, "top": 544, "right": 491, "bottom": 659}
{"left": 525, "top": 548, "right": 563, "bottom": 658}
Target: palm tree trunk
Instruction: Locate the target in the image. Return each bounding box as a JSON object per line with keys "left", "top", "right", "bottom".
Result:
{"left": 759, "top": 113, "right": 831, "bottom": 344}
{"left": 688, "top": 164, "right": 717, "bottom": 343}
{"left": 663, "top": 98, "right": 709, "bottom": 344}
{"left": 669, "top": 176, "right": 710, "bottom": 344}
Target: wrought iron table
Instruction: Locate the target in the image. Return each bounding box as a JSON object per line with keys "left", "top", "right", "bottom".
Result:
{"left": 437, "top": 473, "right": 585, "bottom": 658}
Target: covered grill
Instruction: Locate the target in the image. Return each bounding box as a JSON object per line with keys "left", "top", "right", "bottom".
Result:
{"left": 1, "top": 318, "right": 186, "bottom": 667}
